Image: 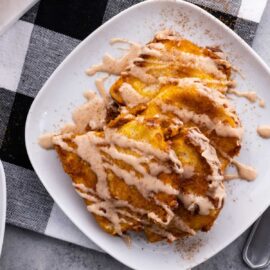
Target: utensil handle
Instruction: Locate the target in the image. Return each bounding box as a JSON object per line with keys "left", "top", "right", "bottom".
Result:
{"left": 243, "top": 207, "right": 270, "bottom": 269}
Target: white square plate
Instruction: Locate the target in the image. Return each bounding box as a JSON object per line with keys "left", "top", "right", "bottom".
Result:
{"left": 0, "top": 0, "right": 38, "bottom": 36}
{"left": 25, "top": 1, "right": 270, "bottom": 269}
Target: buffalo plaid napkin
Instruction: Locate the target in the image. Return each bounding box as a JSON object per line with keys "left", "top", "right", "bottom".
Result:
{"left": 0, "top": 0, "right": 268, "bottom": 252}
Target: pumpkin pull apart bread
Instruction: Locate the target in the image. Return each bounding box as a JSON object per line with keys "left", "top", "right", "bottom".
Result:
{"left": 39, "top": 30, "right": 256, "bottom": 243}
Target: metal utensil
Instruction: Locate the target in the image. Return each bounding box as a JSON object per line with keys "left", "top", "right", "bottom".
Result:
{"left": 243, "top": 207, "right": 270, "bottom": 269}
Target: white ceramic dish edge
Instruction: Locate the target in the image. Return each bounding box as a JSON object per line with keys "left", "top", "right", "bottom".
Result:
{"left": 25, "top": 1, "right": 270, "bottom": 269}
{"left": 0, "top": 0, "right": 39, "bottom": 36}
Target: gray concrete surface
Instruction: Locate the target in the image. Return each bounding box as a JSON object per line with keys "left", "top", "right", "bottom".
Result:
{"left": 1, "top": 1, "right": 270, "bottom": 269}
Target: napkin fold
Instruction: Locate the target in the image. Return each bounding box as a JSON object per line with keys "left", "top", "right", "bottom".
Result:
{"left": 0, "top": 0, "right": 268, "bottom": 251}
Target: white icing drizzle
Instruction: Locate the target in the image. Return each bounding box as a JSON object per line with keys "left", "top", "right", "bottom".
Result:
{"left": 148, "top": 162, "right": 171, "bottom": 176}
{"left": 95, "top": 76, "right": 109, "bottom": 103}
{"left": 168, "top": 150, "right": 183, "bottom": 174}
{"left": 192, "top": 81, "right": 234, "bottom": 112}
{"left": 147, "top": 226, "right": 177, "bottom": 242}
{"left": 187, "top": 128, "right": 223, "bottom": 182}
{"left": 86, "top": 30, "right": 227, "bottom": 90}
{"left": 101, "top": 145, "right": 149, "bottom": 173}
{"left": 153, "top": 45, "right": 226, "bottom": 79}
{"left": 101, "top": 144, "right": 170, "bottom": 176}
{"left": 126, "top": 65, "right": 157, "bottom": 84}
{"left": 60, "top": 123, "right": 77, "bottom": 134}
{"left": 86, "top": 40, "right": 142, "bottom": 76}
{"left": 52, "top": 133, "right": 74, "bottom": 152}
{"left": 178, "top": 193, "right": 214, "bottom": 215}
{"left": 228, "top": 89, "right": 257, "bottom": 103}
{"left": 257, "top": 125, "right": 270, "bottom": 139}
{"left": 105, "top": 128, "right": 167, "bottom": 158}
{"left": 259, "top": 99, "right": 265, "bottom": 108}
{"left": 224, "top": 174, "right": 238, "bottom": 181}
{"left": 147, "top": 212, "right": 171, "bottom": 227}
{"left": 153, "top": 198, "right": 175, "bottom": 225}
{"left": 157, "top": 101, "right": 243, "bottom": 139}
{"left": 86, "top": 29, "right": 227, "bottom": 91}
{"left": 87, "top": 201, "right": 123, "bottom": 234}
{"left": 73, "top": 183, "right": 94, "bottom": 193}
{"left": 75, "top": 189, "right": 99, "bottom": 203}
{"left": 217, "top": 150, "right": 257, "bottom": 183}
{"left": 104, "top": 128, "right": 183, "bottom": 173}
{"left": 73, "top": 182, "right": 193, "bottom": 239}
{"left": 119, "top": 83, "right": 149, "bottom": 107}
{"left": 73, "top": 183, "right": 148, "bottom": 217}
{"left": 173, "top": 51, "right": 227, "bottom": 80}
{"left": 71, "top": 128, "right": 183, "bottom": 200}
{"left": 141, "top": 46, "right": 162, "bottom": 57}
{"left": 159, "top": 76, "right": 235, "bottom": 90}
{"left": 143, "top": 84, "right": 159, "bottom": 93}
{"left": 104, "top": 162, "right": 178, "bottom": 198}
{"left": 147, "top": 42, "right": 166, "bottom": 50}
{"left": 110, "top": 38, "right": 138, "bottom": 46}
{"left": 154, "top": 29, "right": 182, "bottom": 41}
{"left": 74, "top": 133, "right": 111, "bottom": 199}
{"left": 72, "top": 91, "right": 106, "bottom": 132}
{"left": 214, "top": 121, "right": 243, "bottom": 138}
{"left": 232, "top": 160, "right": 257, "bottom": 181}
{"left": 139, "top": 47, "right": 228, "bottom": 81}
{"left": 39, "top": 91, "right": 107, "bottom": 150}
{"left": 159, "top": 77, "right": 236, "bottom": 115}
{"left": 152, "top": 114, "right": 183, "bottom": 128}
{"left": 171, "top": 216, "right": 196, "bottom": 235}
{"left": 207, "top": 181, "right": 226, "bottom": 208}
{"left": 38, "top": 132, "right": 55, "bottom": 149}
{"left": 182, "top": 165, "right": 195, "bottom": 179}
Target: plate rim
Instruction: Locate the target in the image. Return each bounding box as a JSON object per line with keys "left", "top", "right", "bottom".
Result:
{"left": 0, "top": 0, "right": 39, "bottom": 36}
{"left": 25, "top": 0, "right": 270, "bottom": 268}
{"left": 0, "top": 161, "right": 7, "bottom": 257}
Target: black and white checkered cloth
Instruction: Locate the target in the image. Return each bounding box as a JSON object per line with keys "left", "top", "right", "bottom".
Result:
{"left": 0, "top": 0, "right": 268, "bottom": 251}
